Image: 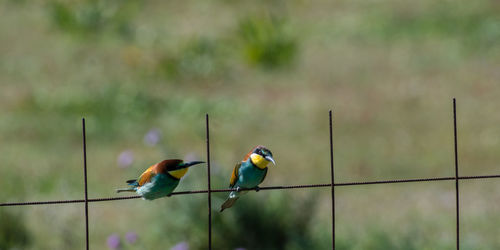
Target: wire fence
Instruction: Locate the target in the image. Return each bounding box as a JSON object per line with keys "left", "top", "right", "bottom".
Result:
{"left": 1, "top": 98, "right": 499, "bottom": 250}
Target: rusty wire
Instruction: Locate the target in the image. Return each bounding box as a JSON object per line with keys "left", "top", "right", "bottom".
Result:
{"left": 2, "top": 174, "right": 499, "bottom": 207}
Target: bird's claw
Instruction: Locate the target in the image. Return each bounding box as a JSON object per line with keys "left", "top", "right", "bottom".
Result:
{"left": 255, "top": 186, "right": 260, "bottom": 192}
{"left": 236, "top": 187, "right": 241, "bottom": 192}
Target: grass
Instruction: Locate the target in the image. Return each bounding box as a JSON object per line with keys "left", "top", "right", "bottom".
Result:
{"left": 1, "top": 0, "right": 500, "bottom": 249}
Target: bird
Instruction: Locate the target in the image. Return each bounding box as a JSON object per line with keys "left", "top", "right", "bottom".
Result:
{"left": 220, "top": 145, "right": 275, "bottom": 212}
{"left": 116, "top": 159, "right": 204, "bottom": 200}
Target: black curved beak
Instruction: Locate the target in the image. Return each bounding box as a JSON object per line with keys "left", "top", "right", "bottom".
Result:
{"left": 170, "top": 161, "right": 205, "bottom": 171}
{"left": 184, "top": 161, "right": 205, "bottom": 167}
{"left": 265, "top": 156, "right": 276, "bottom": 166}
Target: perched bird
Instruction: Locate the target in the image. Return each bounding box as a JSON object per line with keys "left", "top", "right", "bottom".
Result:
{"left": 117, "top": 159, "right": 204, "bottom": 200}
{"left": 220, "top": 145, "right": 275, "bottom": 212}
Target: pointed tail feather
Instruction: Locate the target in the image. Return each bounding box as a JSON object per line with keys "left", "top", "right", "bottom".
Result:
{"left": 116, "top": 187, "right": 136, "bottom": 193}
{"left": 220, "top": 197, "right": 239, "bottom": 212}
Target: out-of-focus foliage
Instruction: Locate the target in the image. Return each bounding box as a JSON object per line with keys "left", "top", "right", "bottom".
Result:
{"left": 237, "top": 15, "right": 297, "bottom": 69}
{"left": 48, "top": 0, "right": 141, "bottom": 39}
{"left": 158, "top": 38, "right": 227, "bottom": 80}
{"left": 213, "top": 190, "right": 319, "bottom": 249}
{"left": 365, "top": 2, "right": 500, "bottom": 50}
{"left": 0, "top": 209, "right": 31, "bottom": 249}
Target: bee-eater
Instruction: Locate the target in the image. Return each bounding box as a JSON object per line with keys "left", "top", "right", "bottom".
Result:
{"left": 220, "top": 145, "right": 275, "bottom": 212}
{"left": 117, "top": 159, "right": 204, "bottom": 200}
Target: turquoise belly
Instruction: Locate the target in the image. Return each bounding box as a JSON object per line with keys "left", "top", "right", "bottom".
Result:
{"left": 137, "top": 174, "right": 179, "bottom": 200}
{"left": 236, "top": 162, "right": 266, "bottom": 188}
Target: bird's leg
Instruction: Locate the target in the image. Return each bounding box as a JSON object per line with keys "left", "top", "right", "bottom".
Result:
{"left": 255, "top": 186, "right": 260, "bottom": 192}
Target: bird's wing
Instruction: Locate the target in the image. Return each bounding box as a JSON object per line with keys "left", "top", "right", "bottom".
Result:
{"left": 137, "top": 165, "right": 157, "bottom": 187}
{"left": 229, "top": 162, "right": 242, "bottom": 188}
{"left": 135, "top": 159, "right": 184, "bottom": 187}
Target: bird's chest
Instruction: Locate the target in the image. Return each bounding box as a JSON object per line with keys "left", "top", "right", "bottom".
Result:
{"left": 237, "top": 164, "right": 266, "bottom": 188}
{"left": 138, "top": 174, "right": 179, "bottom": 200}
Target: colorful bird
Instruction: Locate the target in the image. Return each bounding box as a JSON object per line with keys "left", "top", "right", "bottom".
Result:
{"left": 220, "top": 145, "right": 275, "bottom": 212}
{"left": 117, "top": 159, "right": 204, "bottom": 200}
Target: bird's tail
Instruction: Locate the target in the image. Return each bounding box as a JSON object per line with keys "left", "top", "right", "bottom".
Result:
{"left": 220, "top": 197, "right": 239, "bottom": 212}
{"left": 116, "top": 187, "right": 136, "bottom": 193}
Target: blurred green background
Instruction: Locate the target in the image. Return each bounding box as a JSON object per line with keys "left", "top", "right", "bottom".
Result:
{"left": 1, "top": 0, "right": 499, "bottom": 249}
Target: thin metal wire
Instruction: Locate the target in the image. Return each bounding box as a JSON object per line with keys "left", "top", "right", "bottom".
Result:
{"left": 82, "top": 118, "right": 89, "bottom": 250}
{"left": 206, "top": 114, "right": 212, "bottom": 250}
{"left": 453, "top": 98, "right": 460, "bottom": 250}
{"left": 329, "top": 110, "right": 335, "bottom": 250}
{"left": 0, "top": 199, "right": 88, "bottom": 206}
{"left": 2, "top": 174, "right": 499, "bottom": 207}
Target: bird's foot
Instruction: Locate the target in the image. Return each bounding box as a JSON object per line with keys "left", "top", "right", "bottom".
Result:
{"left": 236, "top": 187, "right": 242, "bottom": 192}
{"left": 255, "top": 186, "right": 260, "bottom": 192}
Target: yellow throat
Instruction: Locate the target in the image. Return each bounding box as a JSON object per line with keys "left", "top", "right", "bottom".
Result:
{"left": 250, "top": 153, "right": 270, "bottom": 169}
{"left": 169, "top": 168, "right": 188, "bottom": 179}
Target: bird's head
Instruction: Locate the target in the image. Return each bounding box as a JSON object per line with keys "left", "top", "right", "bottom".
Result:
{"left": 249, "top": 145, "right": 275, "bottom": 169}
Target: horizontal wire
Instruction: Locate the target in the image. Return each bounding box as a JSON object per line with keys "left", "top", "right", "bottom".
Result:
{"left": 1, "top": 174, "right": 499, "bottom": 207}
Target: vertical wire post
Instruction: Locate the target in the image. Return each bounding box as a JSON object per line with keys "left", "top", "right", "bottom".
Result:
{"left": 329, "top": 110, "right": 336, "bottom": 250}
{"left": 206, "top": 114, "right": 212, "bottom": 250}
{"left": 82, "top": 118, "right": 89, "bottom": 250}
{"left": 453, "top": 99, "right": 460, "bottom": 250}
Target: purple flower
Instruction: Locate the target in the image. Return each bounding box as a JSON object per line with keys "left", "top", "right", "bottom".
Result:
{"left": 125, "top": 231, "right": 138, "bottom": 244}
{"left": 107, "top": 234, "right": 121, "bottom": 249}
{"left": 171, "top": 241, "right": 189, "bottom": 250}
{"left": 117, "top": 150, "right": 134, "bottom": 168}
{"left": 144, "top": 128, "right": 161, "bottom": 146}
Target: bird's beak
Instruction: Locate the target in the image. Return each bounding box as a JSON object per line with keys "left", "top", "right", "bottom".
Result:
{"left": 172, "top": 161, "right": 205, "bottom": 170}
{"left": 167, "top": 161, "right": 205, "bottom": 172}
{"left": 184, "top": 161, "right": 205, "bottom": 168}
{"left": 265, "top": 156, "right": 276, "bottom": 166}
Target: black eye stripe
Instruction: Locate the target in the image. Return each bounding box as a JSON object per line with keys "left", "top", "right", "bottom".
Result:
{"left": 255, "top": 147, "right": 272, "bottom": 156}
